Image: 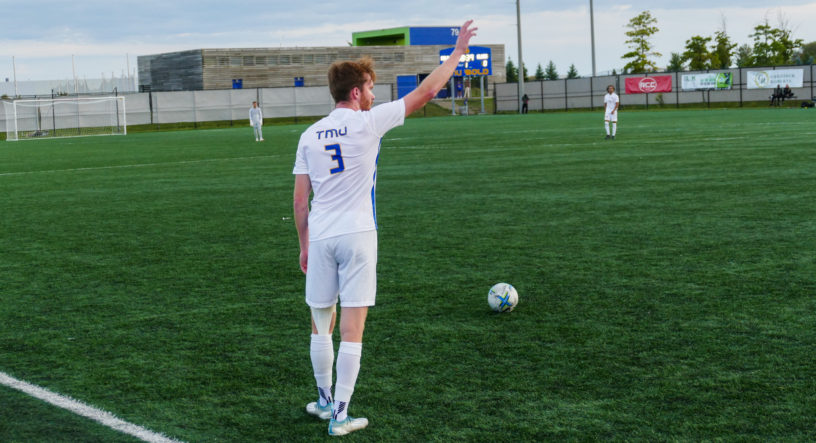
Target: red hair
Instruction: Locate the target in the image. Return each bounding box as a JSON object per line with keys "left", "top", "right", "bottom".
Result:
{"left": 328, "top": 57, "right": 376, "bottom": 103}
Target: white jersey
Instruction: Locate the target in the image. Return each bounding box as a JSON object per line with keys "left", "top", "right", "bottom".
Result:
{"left": 293, "top": 99, "right": 405, "bottom": 241}
{"left": 604, "top": 93, "right": 619, "bottom": 113}
{"left": 249, "top": 107, "right": 263, "bottom": 125}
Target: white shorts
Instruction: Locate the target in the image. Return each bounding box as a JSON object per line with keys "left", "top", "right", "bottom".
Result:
{"left": 305, "top": 230, "right": 377, "bottom": 308}
{"left": 605, "top": 111, "right": 618, "bottom": 122}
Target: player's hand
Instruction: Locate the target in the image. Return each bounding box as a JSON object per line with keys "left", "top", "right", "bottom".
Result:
{"left": 455, "top": 20, "right": 478, "bottom": 52}
{"left": 299, "top": 249, "right": 308, "bottom": 274}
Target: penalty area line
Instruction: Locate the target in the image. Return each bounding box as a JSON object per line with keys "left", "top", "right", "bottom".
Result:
{"left": 0, "top": 371, "right": 183, "bottom": 443}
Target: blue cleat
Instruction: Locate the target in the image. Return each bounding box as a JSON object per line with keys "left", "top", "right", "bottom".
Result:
{"left": 306, "top": 402, "right": 333, "bottom": 420}
{"left": 328, "top": 416, "right": 368, "bottom": 436}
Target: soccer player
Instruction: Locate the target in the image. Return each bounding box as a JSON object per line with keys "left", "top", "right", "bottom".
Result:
{"left": 293, "top": 20, "right": 477, "bottom": 437}
{"left": 249, "top": 101, "right": 263, "bottom": 141}
{"left": 604, "top": 85, "right": 619, "bottom": 140}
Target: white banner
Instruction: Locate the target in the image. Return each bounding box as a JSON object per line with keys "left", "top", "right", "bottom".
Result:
{"left": 747, "top": 69, "right": 804, "bottom": 89}
{"left": 681, "top": 73, "right": 733, "bottom": 90}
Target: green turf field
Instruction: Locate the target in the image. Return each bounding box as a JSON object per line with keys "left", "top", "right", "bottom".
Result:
{"left": 1, "top": 108, "right": 815, "bottom": 441}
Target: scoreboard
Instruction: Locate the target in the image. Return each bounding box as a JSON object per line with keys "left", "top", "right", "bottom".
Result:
{"left": 439, "top": 46, "right": 492, "bottom": 76}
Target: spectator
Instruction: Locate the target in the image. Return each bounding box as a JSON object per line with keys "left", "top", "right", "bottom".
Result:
{"left": 782, "top": 84, "right": 794, "bottom": 100}
{"left": 770, "top": 84, "right": 783, "bottom": 106}
{"left": 522, "top": 93, "right": 529, "bottom": 114}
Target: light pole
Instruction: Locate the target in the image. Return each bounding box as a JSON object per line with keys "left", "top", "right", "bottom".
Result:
{"left": 516, "top": 0, "right": 525, "bottom": 113}
{"left": 12, "top": 56, "right": 18, "bottom": 97}
{"left": 590, "top": 0, "right": 597, "bottom": 77}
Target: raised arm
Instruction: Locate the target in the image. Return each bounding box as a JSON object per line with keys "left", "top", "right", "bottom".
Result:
{"left": 403, "top": 20, "right": 477, "bottom": 115}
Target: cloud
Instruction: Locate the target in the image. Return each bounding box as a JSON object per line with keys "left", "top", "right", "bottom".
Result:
{"left": 2, "top": 1, "right": 816, "bottom": 80}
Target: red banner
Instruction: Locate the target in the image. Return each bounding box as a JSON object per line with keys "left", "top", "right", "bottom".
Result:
{"left": 625, "top": 76, "right": 672, "bottom": 94}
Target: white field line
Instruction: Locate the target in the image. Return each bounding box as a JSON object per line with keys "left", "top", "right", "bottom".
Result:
{"left": 0, "top": 371, "right": 183, "bottom": 443}
{"left": 0, "top": 154, "right": 280, "bottom": 178}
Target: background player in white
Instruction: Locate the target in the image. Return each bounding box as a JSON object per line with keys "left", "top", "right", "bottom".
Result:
{"left": 293, "top": 20, "right": 477, "bottom": 436}
{"left": 604, "top": 85, "right": 619, "bottom": 140}
{"left": 249, "top": 101, "right": 263, "bottom": 141}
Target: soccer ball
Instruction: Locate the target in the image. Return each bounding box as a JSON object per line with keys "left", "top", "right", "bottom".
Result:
{"left": 487, "top": 283, "right": 518, "bottom": 312}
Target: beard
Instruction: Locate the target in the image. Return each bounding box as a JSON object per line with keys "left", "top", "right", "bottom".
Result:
{"left": 360, "top": 95, "right": 373, "bottom": 111}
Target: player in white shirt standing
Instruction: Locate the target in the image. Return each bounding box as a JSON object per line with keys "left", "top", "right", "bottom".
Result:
{"left": 293, "top": 20, "right": 477, "bottom": 437}
{"left": 604, "top": 85, "right": 619, "bottom": 140}
{"left": 249, "top": 101, "right": 264, "bottom": 141}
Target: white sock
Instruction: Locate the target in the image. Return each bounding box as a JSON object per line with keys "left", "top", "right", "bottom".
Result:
{"left": 612, "top": 123, "right": 617, "bottom": 136}
{"left": 605, "top": 121, "right": 610, "bottom": 135}
{"left": 333, "top": 341, "right": 362, "bottom": 421}
{"left": 310, "top": 334, "right": 334, "bottom": 406}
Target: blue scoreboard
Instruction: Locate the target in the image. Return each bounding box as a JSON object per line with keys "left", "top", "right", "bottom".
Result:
{"left": 439, "top": 46, "right": 492, "bottom": 76}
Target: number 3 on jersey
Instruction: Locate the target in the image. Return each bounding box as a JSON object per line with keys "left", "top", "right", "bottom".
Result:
{"left": 325, "top": 143, "right": 345, "bottom": 174}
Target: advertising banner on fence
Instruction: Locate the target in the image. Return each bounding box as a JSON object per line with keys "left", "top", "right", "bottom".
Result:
{"left": 681, "top": 73, "right": 733, "bottom": 90}
{"left": 747, "top": 69, "right": 804, "bottom": 89}
{"left": 625, "top": 76, "right": 672, "bottom": 94}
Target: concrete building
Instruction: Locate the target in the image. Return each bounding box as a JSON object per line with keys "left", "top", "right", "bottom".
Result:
{"left": 137, "top": 26, "right": 505, "bottom": 97}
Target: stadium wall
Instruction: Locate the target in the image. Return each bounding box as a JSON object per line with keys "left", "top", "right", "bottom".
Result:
{"left": 496, "top": 65, "right": 816, "bottom": 112}
{"left": 138, "top": 44, "right": 506, "bottom": 99}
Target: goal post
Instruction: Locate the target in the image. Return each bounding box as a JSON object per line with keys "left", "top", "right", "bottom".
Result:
{"left": 2, "top": 96, "right": 126, "bottom": 141}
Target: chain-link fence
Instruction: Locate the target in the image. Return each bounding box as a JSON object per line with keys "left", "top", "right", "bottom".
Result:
{"left": 496, "top": 65, "right": 816, "bottom": 112}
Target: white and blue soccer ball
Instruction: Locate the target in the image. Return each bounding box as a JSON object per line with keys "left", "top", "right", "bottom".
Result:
{"left": 487, "top": 283, "right": 518, "bottom": 313}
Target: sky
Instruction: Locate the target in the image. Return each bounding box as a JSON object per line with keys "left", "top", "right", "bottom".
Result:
{"left": 2, "top": 0, "right": 816, "bottom": 82}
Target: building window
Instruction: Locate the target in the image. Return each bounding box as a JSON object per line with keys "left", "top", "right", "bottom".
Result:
{"left": 315, "top": 54, "right": 327, "bottom": 64}
{"left": 303, "top": 54, "right": 314, "bottom": 64}
{"left": 267, "top": 55, "right": 278, "bottom": 65}
{"left": 255, "top": 56, "right": 266, "bottom": 65}
{"left": 291, "top": 55, "right": 302, "bottom": 64}
{"left": 279, "top": 55, "right": 290, "bottom": 65}
{"left": 243, "top": 56, "right": 254, "bottom": 66}
{"left": 230, "top": 57, "right": 242, "bottom": 66}
{"left": 218, "top": 56, "right": 229, "bottom": 66}
{"left": 395, "top": 52, "right": 405, "bottom": 62}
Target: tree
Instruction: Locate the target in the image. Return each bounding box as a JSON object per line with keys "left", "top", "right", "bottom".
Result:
{"left": 735, "top": 43, "right": 753, "bottom": 67}
{"left": 710, "top": 30, "right": 737, "bottom": 69}
{"left": 506, "top": 58, "right": 518, "bottom": 83}
{"left": 682, "top": 35, "right": 713, "bottom": 71}
{"left": 750, "top": 20, "right": 803, "bottom": 66}
{"left": 794, "top": 52, "right": 814, "bottom": 65}
{"left": 534, "top": 63, "right": 545, "bottom": 80}
{"left": 750, "top": 22, "right": 776, "bottom": 66}
{"left": 622, "top": 10, "right": 662, "bottom": 73}
{"left": 566, "top": 64, "right": 579, "bottom": 79}
{"left": 795, "top": 41, "right": 816, "bottom": 65}
{"left": 771, "top": 25, "right": 803, "bottom": 65}
{"left": 544, "top": 60, "right": 558, "bottom": 80}
{"left": 666, "top": 52, "right": 685, "bottom": 72}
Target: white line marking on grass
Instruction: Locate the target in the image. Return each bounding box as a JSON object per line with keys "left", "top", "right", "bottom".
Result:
{"left": 0, "top": 371, "right": 183, "bottom": 443}
{"left": 0, "top": 154, "right": 281, "bottom": 178}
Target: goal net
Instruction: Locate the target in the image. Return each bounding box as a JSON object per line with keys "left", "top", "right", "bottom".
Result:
{"left": 3, "top": 96, "right": 126, "bottom": 141}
